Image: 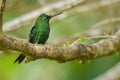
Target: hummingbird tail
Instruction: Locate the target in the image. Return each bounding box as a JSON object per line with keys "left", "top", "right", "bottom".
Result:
{"left": 14, "top": 54, "right": 25, "bottom": 64}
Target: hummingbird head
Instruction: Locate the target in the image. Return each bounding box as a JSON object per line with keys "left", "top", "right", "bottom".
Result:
{"left": 37, "top": 12, "right": 62, "bottom": 22}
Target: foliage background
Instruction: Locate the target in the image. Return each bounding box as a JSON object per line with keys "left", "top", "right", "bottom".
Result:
{"left": 0, "top": 0, "right": 120, "bottom": 80}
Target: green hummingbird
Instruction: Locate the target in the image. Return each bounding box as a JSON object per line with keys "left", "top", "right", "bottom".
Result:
{"left": 14, "top": 12, "right": 62, "bottom": 64}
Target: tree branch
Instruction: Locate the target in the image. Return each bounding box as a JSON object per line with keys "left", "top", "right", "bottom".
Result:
{"left": 0, "top": 0, "right": 6, "bottom": 33}
{"left": 0, "top": 27, "right": 120, "bottom": 63}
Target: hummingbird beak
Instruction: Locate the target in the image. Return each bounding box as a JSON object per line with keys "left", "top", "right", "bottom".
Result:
{"left": 51, "top": 12, "right": 62, "bottom": 18}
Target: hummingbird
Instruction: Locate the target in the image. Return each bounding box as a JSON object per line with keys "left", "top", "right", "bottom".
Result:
{"left": 14, "top": 12, "right": 62, "bottom": 64}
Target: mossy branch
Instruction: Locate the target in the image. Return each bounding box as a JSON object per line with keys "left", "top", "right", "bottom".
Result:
{"left": 0, "top": 29, "right": 120, "bottom": 63}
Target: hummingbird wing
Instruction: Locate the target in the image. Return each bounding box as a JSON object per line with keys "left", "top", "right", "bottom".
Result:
{"left": 33, "top": 29, "right": 41, "bottom": 44}
{"left": 29, "top": 25, "right": 42, "bottom": 44}
{"left": 29, "top": 26, "right": 36, "bottom": 43}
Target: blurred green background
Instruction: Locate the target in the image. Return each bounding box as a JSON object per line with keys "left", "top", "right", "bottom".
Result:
{"left": 0, "top": 0, "right": 120, "bottom": 80}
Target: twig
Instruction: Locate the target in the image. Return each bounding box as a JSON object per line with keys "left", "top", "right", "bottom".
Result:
{"left": 83, "top": 18, "right": 120, "bottom": 37}
{"left": 70, "top": 35, "right": 112, "bottom": 46}
{"left": 93, "top": 18, "right": 120, "bottom": 28}
{"left": 0, "top": 0, "right": 6, "bottom": 33}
